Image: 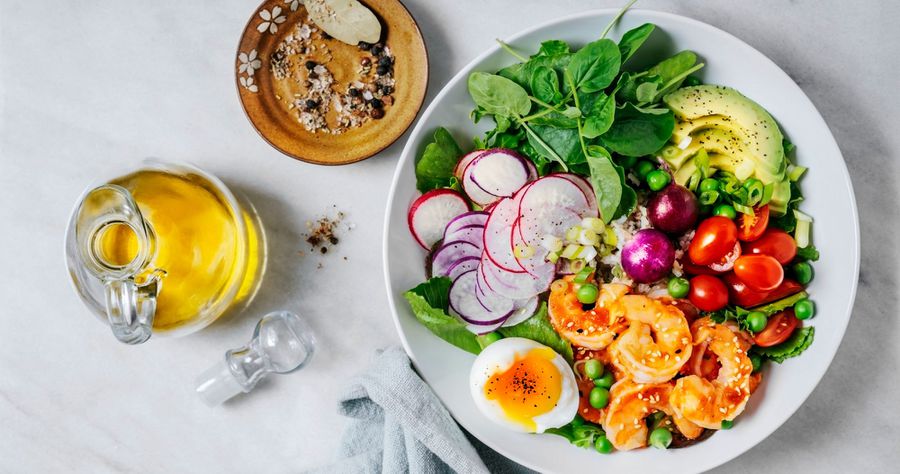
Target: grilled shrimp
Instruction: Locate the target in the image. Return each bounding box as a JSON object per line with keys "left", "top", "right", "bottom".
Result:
{"left": 548, "top": 277, "right": 630, "bottom": 349}
{"left": 603, "top": 381, "right": 703, "bottom": 451}
{"left": 608, "top": 295, "right": 693, "bottom": 383}
{"left": 670, "top": 317, "right": 753, "bottom": 429}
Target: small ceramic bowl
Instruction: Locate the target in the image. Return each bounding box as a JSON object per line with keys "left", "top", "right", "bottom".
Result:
{"left": 236, "top": 0, "right": 428, "bottom": 165}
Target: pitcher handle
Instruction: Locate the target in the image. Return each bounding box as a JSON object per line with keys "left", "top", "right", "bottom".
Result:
{"left": 74, "top": 184, "right": 161, "bottom": 344}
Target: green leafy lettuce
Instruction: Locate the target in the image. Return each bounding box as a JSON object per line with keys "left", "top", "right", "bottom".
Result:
{"left": 415, "top": 127, "right": 462, "bottom": 192}
{"left": 753, "top": 327, "right": 815, "bottom": 363}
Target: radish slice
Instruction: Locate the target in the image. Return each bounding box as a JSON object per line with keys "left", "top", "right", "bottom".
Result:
{"left": 408, "top": 189, "right": 470, "bottom": 249}
{"left": 469, "top": 149, "right": 530, "bottom": 198}
{"left": 467, "top": 319, "right": 508, "bottom": 335}
{"left": 552, "top": 173, "right": 599, "bottom": 217}
{"left": 454, "top": 151, "right": 483, "bottom": 181}
{"left": 516, "top": 176, "right": 588, "bottom": 247}
{"left": 444, "top": 256, "right": 480, "bottom": 280}
{"left": 503, "top": 296, "right": 539, "bottom": 327}
{"left": 480, "top": 252, "right": 554, "bottom": 300}
{"left": 483, "top": 196, "right": 527, "bottom": 273}
{"left": 443, "top": 224, "right": 484, "bottom": 248}
{"left": 461, "top": 153, "right": 498, "bottom": 206}
{"left": 443, "top": 211, "right": 488, "bottom": 239}
{"left": 431, "top": 240, "right": 481, "bottom": 277}
{"left": 449, "top": 270, "right": 513, "bottom": 326}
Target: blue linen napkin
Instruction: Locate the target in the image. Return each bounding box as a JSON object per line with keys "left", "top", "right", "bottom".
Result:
{"left": 309, "top": 346, "right": 535, "bottom": 474}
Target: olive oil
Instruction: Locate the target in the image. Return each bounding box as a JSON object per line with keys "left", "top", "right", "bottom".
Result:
{"left": 99, "top": 169, "right": 262, "bottom": 331}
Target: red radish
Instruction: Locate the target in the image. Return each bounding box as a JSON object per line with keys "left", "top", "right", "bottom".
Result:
{"left": 483, "top": 195, "right": 528, "bottom": 273}
{"left": 516, "top": 176, "right": 587, "bottom": 247}
{"left": 551, "top": 173, "right": 599, "bottom": 217}
{"left": 408, "top": 189, "right": 470, "bottom": 249}
{"left": 503, "top": 296, "right": 539, "bottom": 327}
{"left": 454, "top": 151, "right": 483, "bottom": 181}
{"left": 462, "top": 149, "right": 536, "bottom": 206}
{"left": 480, "top": 252, "right": 554, "bottom": 300}
{"left": 443, "top": 224, "right": 484, "bottom": 248}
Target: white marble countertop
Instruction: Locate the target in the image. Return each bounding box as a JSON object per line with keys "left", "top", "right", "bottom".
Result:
{"left": 1, "top": 0, "right": 898, "bottom": 472}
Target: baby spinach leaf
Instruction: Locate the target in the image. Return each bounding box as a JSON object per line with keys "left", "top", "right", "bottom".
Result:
{"left": 585, "top": 145, "right": 622, "bottom": 222}
{"left": 529, "top": 111, "right": 578, "bottom": 129}
{"left": 404, "top": 278, "right": 482, "bottom": 355}
{"left": 536, "top": 39, "right": 571, "bottom": 57}
{"left": 468, "top": 72, "right": 532, "bottom": 118}
{"left": 415, "top": 127, "right": 462, "bottom": 192}
{"left": 617, "top": 23, "right": 655, "bottom": 63}
{"left": 546, "top": 418, "right": 605, "bottom": 448}
{"left": 600, "top": 103, "right": 675, "bottom": 157}
{"left": 525, "top": 124, "right": 584, "bottom": 165}
{"left": 566, "top": 39, "right": 621, "bottom": 93}
{"left": 530, "top": 65, "right": 562, "bottom": 104}
{"left": 581, "top": 93, "right": 615, "bottom": 139}
{"left": 498, "top": 302, "right": 573, "bottom": 363}
{"left": 497, "top": 62, "right": 529, "bottom": 90}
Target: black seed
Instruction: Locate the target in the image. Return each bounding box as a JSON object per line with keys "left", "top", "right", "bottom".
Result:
{"left": 305, "top": 60, "right": 317, "bottom": 70}
{"left": 371, "top": 108, "right": 385, "bottom": 119}
{"left": 370, "top": 98, "right": 383, "bottom": 109}
{"left": 378, "top": 56, "right": 393, "bottom": 68}
{"left": 380, "top": 85, "right": 394, "bottom": 95}
{"left": 376, "top": 65, "right": 389, "bottom": 75}
{"left": 348, "top": 88, "right": 360, "bottom": 97}
{"left": 322, "top": 32, "right": 332, "bottom": 40}
{"left": 305, "top": 99, "right": 318, "bottom": 109}
{"left": 371, "top": 43, "right": 384, "bottom": 56}
{"left": 358, "top": 41, "right": 372, "bottom": 50}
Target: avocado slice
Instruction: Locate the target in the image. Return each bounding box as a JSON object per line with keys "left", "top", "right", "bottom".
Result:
{"left": 662, "top": 85, "right": 791, "bottom": 213}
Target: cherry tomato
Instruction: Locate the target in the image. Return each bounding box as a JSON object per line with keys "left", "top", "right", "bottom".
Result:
{"left": 681, "top": 261, "right": 724, "bottom": 275}
{"left": 737, "top": 205, "right": 770, "bottom": 242}
{"left": 708, "top": 242, "right": 741, "bottom": 272}
{"left": 688, "top": 216, "right": 738, "bottom": 265}
{"left": 724, "top": 273, "right": 804, "bottom": 307}
{"left": 754, "top": 309, "right": 800, "bottom": 347}
{"left": 733, "top": 255, "right": 784, "bottom": 291}
{"left": 743, "top": 228, "right": 797, "bottom": 264}
{"left": 688, "top": 274, "right": 729, "bottom": 312}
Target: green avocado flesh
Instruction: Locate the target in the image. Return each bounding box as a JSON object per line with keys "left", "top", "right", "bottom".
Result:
{"left": 662, "top": 85, "right": 791, "bottom": 214}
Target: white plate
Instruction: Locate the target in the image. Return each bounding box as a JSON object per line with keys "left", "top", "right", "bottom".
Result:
{"left": 383, "top": 9, "right": 859, "bottom": 473}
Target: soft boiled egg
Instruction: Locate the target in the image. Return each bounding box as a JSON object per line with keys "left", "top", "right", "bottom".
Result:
{"left": 470, "top": 338, "right": 578, "bottom": 433}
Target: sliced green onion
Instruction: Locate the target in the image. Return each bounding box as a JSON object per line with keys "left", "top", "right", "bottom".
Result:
{"left": 787, "top": 164, "right": 808, "bottom": 182}
{"left": 514, "top": 243, "right": 536, "bottom": 259}
{"left": 731, "top": 187, "right": 750, "bottom": 204}
{"left": 760, "top": 183, "right": 775, "bottom": 205}
{"left": 744, "top": 178, "right": 764, "bottom": 206}
{"left": 547, "top": 252, "right": 560, "bottom": 264}
{"left": 794, "top": 210, "right": 813, "bottom": 248}
{"left": 574, "top": 267, "right": 593, "bottom": 283}
{"left": 794, "top": 209, "right": 813, "bottom": 222}
{"left": 570, "top": 258, "right": 587, "bottom": 273}
{"left": 581, "top": 217, "right": 606, "bottom": 234}
{"left": 540, "top": 235, "right": 564, "bottom": 252}
{"left": 687, "top": 169, "right": 702, "bottom": 192}
{"left": 603, "top": 227, "right": 618, "bottom": 246}
{"left": 565, "top": 226, "right": 582, "bottom": 243}
{"left": 699, "top": 190, "right": 719, "bottom": 205}
{"left": 719, "top": 173, "right": 740, "bottom": 194}
{"left": 578, "top": 228, "right": 600, "bottom": 246}
{"left": 733, "top": 202, "right": 755, "bottom": 215}
{"left": 561, "top": 244, "right": 583, "bottom": 259}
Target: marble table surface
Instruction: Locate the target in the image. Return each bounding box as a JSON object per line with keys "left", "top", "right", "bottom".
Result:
{"left": 1, "top": 0, "right": 897, "bottom": 472}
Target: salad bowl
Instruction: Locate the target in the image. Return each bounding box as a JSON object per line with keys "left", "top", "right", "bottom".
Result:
{"left": 383, "top": 9, "right": 859, "bottom": 473}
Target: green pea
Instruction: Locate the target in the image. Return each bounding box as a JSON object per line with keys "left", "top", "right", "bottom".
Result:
{"left": 667, "top": 277, "right": 690, "bottom": 299}
{"left": 746, "top": 311, "right": 768, "bottom": 333}
{"left": 589, "top": 387, "right": 610, "bottom": 409}
{"left": 699, "top": 178, "right": 719, "bottom": 193}
{"left": 577, "top": 283, "right": 599, "bottom": 304}
{"left": 646, "top": 170, "right": 671, "bottom": 191}
{"left": 594, "top": 372, "right": 614, "bottom": 389}
{"left": 618, "top": 155, "right": 638, "bottom": 169}
{"left": 477, "top": 332, "right": 503, "bottom": 348}
{"left": 595, "top": 435, "right": 614, "bottom": 454}
{"left": 584, "top": 359, "right": 604, "bottom": 380}
{"left": 635, "top": 160, "right": 656, "bottom": 179}
{"left": 649, "top": 428, "right": 672, "bottom": 449}
{"left": 794, "top": 299, "right": 815, "bottom": 320}
{"left": 720, "top": 419, "right": 734, "bottom": 430}
{"left": 793, "top": 262, "right": 813, "bottom": 285}
{"left": 713, "top": 204, "right": 737, "bottom": 220}
{"left": 749, "top": 353, "right": 763, "bottom": 373}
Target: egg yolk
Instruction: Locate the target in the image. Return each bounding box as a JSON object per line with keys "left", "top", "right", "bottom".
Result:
{"left": 484, "top": 347, "right": 563, "bottom": 431}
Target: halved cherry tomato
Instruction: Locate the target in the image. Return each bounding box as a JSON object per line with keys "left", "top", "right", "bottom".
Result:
{"left": 733, "top": 255, "right": 784, "bottom": 291}
{"left": 754, "top": 309, "right": 800, "bottom": 347}
{"left": 688, "top": 217, "right": 738, "bottom": 265}
{"left": 723, "top": 273, "right": 804, "bottom": 307}
{"left": 737, "top": 205, "right": 769, "bottom": 242}
{"left": 688, "top": 274, "right": 729, "bottom": 312}
{"left": 743, "top": 228, "right": 797, "bottom": 264}
{"left": 708, "top": 242, "right": 741, "bottom": 272}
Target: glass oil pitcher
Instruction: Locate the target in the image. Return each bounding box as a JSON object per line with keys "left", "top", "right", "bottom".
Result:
{"left": 65, "top": 160, "right": 267, "bottom": 344}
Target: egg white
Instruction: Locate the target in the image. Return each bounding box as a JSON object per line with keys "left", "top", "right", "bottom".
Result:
{"left": 469, "top": 337, "right": 579, "bottom": 433}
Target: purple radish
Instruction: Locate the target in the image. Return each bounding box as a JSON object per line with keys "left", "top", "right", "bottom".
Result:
{"left": 503, "top": 296, "right": 539, "bottom": 327}
{"left": 449, "top": 270, "right": 513, "bottom": 326}
{"left": 430, "top": 240, "right": 481, "bottom": 277}
{"left": 443, "top": 224, "right": 484, "bottom": 248}
{"left": 480, "top": 252, "right": 554, "bottom": 300}
{"left": 408, "top": 189, "right": 470, "bottom": 249}
{"left": 470, "top": 149, "right": 531, "bottom": 198}
{"left": 454, "top": 150, "right": 482, "bottom": 181}
{"left": 443, "top": 211, "right": 488, "bottom": 239}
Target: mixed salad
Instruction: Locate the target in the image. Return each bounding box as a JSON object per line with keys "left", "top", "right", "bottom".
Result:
{"left": 403, "top": 11, "right": 818, "bottom": 454}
